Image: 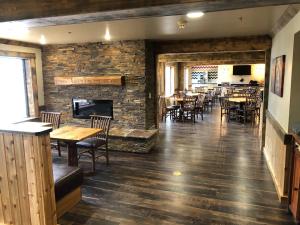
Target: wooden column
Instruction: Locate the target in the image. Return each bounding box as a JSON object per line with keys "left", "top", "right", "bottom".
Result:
{"left": 260, "top": 49, "right": 271, "bottom": 151}
{"left": 0, "top": 125, "right": 57, "bottom": 225}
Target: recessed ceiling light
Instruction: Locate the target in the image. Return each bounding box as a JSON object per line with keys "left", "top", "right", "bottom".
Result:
{"left": 173, "top": 171, "right": 182, "bottom": 176}
{"left": 187, "top": 11, "right": 204, "bottom": 19}
{"left": 104, "top": 28, "right": 111, "bottom": 41}
{"left": 39, "top": 35, "right": 46, "bottom": 45}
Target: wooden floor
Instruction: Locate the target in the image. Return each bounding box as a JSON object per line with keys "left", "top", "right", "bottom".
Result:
{"left": 56, "top": 107, "right": 295, "bottom": 225}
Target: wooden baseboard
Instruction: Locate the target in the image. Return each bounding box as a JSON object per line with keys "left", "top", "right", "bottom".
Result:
{"left": 56, "top": 187, "right": 81, "bottom": 218}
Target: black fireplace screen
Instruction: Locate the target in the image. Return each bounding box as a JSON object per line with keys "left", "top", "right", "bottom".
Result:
{"left": 72, "top": 98, "right": 113, "bottom": 119}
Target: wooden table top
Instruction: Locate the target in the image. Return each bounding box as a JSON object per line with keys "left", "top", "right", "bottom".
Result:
{"left": 50, "top": 126, "right": 102, "bottom": 142}
{"left": 175, "top": 97, "right": 196, "bottom": 102}
{"left": 228, "top": 97, "right": 247, "bottom": 103}
{"left": 185, "top": 93, "right": 199, "bottom": 97}
{"left": 17, "top": 121, "right": 52, "bottom": 127}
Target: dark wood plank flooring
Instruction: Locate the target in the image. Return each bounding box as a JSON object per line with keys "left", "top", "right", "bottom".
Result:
{"left": 55, "top": 107, "right": 295, "bottom": 225}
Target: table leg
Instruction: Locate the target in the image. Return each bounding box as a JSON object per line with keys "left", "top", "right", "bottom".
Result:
{"left": 67, "top": 142, "right": 78, "bottom": 167}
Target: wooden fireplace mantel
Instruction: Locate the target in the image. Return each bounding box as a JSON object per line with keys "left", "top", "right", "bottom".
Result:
{"left": 54, "top": 75, "right": 125, "bottom": 86}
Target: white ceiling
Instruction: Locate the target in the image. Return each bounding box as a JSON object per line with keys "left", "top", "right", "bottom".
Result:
{"left": 0, "top": 5, "right": 292, "bottom": 44}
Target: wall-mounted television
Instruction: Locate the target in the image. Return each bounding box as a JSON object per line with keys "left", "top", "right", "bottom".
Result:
{"left": 72, "top": 99, "right": 113, "bottom": 119}
{"left": 233, "top": 65, "right": 251, "bottom": 76}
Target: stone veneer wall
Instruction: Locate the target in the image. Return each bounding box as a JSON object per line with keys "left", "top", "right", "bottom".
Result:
{"left": 42, "top": 40, "right": 156, "bottom": 129}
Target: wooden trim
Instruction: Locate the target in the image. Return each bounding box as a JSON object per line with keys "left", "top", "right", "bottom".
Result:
{"left": 153, "top": 35, "right": 272, "bottom": 54}
{"left": 54, "top": 75, "right": 125, "bottom": 86}
{"left": 266, "top": 110, "right": 293, "bottom": 145}
{"left": 271, "top": 5, "right": 299, "bottom": 37}
{"left": 0, "top": 50, "right": 35, "bottom": 59}
{"left": 260, "top": 49, "right": 271, "bottom": 151}
{"left": 0, "top": 38, "right": 42, "bottom": 49}
{"left": 25, "top": 58, "right": 40, "bottom": 117}
{"left": 0, "top": 49, "right": 40, "bottom": 117}
{"left": 56, "top": 187, "right": 81, "bottom": 218}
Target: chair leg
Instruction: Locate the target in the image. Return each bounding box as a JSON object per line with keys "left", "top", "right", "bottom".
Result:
{"left": 57, "top": 141, "right": 61, "bottom": 157}
{"left": 105, "top": 143, "right": 109, "bottom": 165}
{"left": 193, "top": 111, "right": 196, "bottom": 123}
{"left": 91, "top": 149, "right": 96, "bottom": 173}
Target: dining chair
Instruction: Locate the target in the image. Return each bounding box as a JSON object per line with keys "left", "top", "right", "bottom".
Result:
{"left": 76, "top": 115, "right": 111, "bottom": 173}
{"left": 219, "top": 97, "right": 238, "bottom": 122}
{"left": 181, "top": 96, "right": 197, "bottom": 123}
{"left": 161, "top": 96, "right": 176, "bottom": 121}
{"left": 237, "top": 97, "right": 257, "bottom": 124}
{"left": 41, "top": 111, "right": 62, "bottom": 156}
{"left": 195, "top": 94, "right": 204, "bottom": 120}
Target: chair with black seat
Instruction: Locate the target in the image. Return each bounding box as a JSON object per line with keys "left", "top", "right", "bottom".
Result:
{"left": 181, "top": 96, "right": 197, "bottom": 123}
{"left": 237, "top": 97, "right": 257, "bottom": 124}
{"left": 76, "top": 115, "right": 111, "bottom": 173}
{"left": 41, "top": 111, "right": 62, "bottom": 156}
{"left": 219, "top": 97, "right": 238, "bottom": 122}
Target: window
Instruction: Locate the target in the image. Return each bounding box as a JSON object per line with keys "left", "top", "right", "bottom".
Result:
{"left": 0, "top": 57, "right": 28, "bottom": 123}
{"left": 184, "top": 67, "right": 189, "bottom": 90}
{"left": 165, "top": 65, "right": 175, "bottom": 97}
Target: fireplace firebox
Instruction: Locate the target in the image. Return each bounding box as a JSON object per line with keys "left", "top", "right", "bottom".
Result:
{"left": 72, "top": 98, "right": 113, "bottom": 119}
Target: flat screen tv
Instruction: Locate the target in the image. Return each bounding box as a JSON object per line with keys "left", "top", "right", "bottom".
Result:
{"left": 233, "top": 65, "right": 251, "bottom": 76}
{"left": 72, "top": 99, "right": 113, "bottom": 119}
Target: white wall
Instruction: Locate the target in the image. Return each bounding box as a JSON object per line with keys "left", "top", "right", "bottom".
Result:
{"left": 0, "top": 44, "right": 44, "bottom": 106}
{"left": 268, "top": 11, "right": 300, "bottom": 132}
{"left": 217, "top": 64, "right": 265, "bottom": 84}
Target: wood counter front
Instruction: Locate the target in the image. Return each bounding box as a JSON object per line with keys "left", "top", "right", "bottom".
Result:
{"left": 0, "top": 125, "right": 57, "bottom": 225}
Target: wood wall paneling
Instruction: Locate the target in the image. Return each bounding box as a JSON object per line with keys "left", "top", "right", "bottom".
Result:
{"left": 0, "top": 132, "right": 57, "bottom": 225}
{"left": 264, "top": 112, "right": 292, "bottom": 203}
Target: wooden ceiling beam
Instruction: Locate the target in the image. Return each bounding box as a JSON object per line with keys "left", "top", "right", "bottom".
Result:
{"left": 1, "top": 0, "right": 300, "bottom": 27}
{"left": 153, "top": 35, "right": 272, "bottom": 53}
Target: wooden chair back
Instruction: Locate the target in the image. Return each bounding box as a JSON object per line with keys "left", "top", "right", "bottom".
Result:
{"left": 90, "top": 115, "right": 111, "bottom": 141}
{"left": 183, "top": 96, "right": 196, "bottom": 108}
{"left": 245, "top": 97, "right": 257, "bottom": 109}
{"left": 196, "top": 94, "right": 204, "bottom": 108}
{"left": 41, "top": 111, "right": 61, "bottom": 129}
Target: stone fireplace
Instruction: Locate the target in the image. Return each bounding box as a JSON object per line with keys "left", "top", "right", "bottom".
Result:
{"left": 42, "top": 40, "right": 156, "bottom": 130}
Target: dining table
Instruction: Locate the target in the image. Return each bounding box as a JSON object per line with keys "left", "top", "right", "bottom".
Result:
{"left": 50, "top": 126, "right": 102, "bottom": 167}
{"left": 228, "top": 97, "right": 247, "bottom": 103}
{"left": 185, "top": 93, "right": 199, "bottom": 97}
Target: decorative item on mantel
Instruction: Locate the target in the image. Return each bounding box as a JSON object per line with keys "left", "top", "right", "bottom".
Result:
{"left": 54, "top": 75, "right": 125, "bottom": 86}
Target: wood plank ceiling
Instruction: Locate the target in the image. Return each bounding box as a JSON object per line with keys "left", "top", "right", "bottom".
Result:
{"left": 1, "top": 0, "right": 300, "bottom": 27}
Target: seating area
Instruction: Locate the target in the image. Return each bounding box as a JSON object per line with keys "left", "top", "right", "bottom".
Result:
{"left": 1, "top": 2, "right": 300, "bottom": 225}
{"left": 219, "top": 87, "right": 262, "bottom": 124}
{"left": 159, "top": 86, "right": 262, "bottom": 125}
{"left": 159, "top": 89, "right": 216, "bottom": 123}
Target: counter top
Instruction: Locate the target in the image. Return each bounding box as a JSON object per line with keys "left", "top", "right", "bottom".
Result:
{"left": 0, "top": 122, "right": 52, "bottom": 136}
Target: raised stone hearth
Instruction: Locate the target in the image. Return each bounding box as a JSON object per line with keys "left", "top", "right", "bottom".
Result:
{"left": 108, "top": 128, "right": 158, "bottom": 153}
